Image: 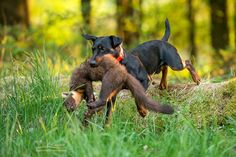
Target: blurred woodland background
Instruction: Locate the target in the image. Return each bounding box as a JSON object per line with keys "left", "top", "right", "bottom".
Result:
{"left": 0, "top": 0, "right": 235, "bottom": 79}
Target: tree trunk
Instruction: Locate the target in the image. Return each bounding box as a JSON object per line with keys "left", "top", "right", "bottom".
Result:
{"left": 234, "top": 1, "right": 236, "bottom": 49}
{"left": 116, "top": 0, "right": 142, "bottom": 47}
{"left": 209, "top": 0, "right": 229, "bottom": 53}
{"left": 81, "top": 0, "right": 91, "bottom": 34}
{"left": 0, "top": 0, "right": 29, "bottom": 27}
{"left": 80, "top": 0, "right": 91, "bottom": 57}
{"left": 187, "top": 0, "right": 197, "bottom": 62}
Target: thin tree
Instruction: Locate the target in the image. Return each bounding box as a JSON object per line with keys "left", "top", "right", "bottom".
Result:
{"left": 187, "top": 0, "right": 196, "bottom": 62}
{"left": 0, "top": 0, "right": 29, "bottom": 27}
{"left": 80, "top": 0, "right": 91, "bottom": 57}
{"left": 234, "top": 1, "right": 236, "bottom": 49}
{"left": 209, "top": 0, "right": 229, "bottom": 54}
{"left": 0, "top": 0, "right": 29, "bottom": 64}
{"left": 81, "top": 0, "right": 91, "bottom": 34}
{"left": 116, "top": 0, "right": 142, "bottom": 47}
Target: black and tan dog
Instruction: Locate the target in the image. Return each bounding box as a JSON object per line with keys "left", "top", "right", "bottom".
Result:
{"left": 63, "top": 19, "right": 171, "bottom": 108}
{"left": 62, "top": 20, "right": 171, "bottom": 113}
{"left": 82, "top": 19, "right": 200, "bottom": 90}
{"left": 83, "top": 54, "right": 174, "bottom": 125}
{"left": 63, "top": 19, "right": 200, "bottom": 118}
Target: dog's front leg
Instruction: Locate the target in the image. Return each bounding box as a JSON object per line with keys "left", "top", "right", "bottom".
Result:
{"left": 104, "top": 96, "right": 116, "bottom": 127}
{"left": 159, "top": 65, "right": 168, "bottom": 90}
{"left": 83, "top": 106, "right": 104, "bottom": 126}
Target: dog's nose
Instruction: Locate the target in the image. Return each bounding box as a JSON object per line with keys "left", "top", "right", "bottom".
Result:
{"left": 90, "top": 60, "right": 97, "bottom": 67}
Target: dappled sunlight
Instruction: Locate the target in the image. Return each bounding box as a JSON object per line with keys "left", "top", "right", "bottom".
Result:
{"left": 1, "top": 0, "right": 235, "bottom": 76}
{"left": 31, "top": 0, "right": 80, "bottom": 46}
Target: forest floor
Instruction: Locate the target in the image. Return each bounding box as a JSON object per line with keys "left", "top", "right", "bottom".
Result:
{"left": 0, "top": 53, "right": 236, "bottom": 157}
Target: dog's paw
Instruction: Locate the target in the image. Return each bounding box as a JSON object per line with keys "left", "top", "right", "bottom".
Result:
{"left": 190, "top": 71, "right": 201, "bottom": 85}
{"left": 185, "top": 60, "right": 201, "bottom": 85}
{"left": 138, "top": 109, "right": 148, "bottom": 118}
{"left": 86, "top": 94, "right": 96, "bottom": 103}
{"left": 194, "top": 75, "right": 201, "bottom": 85}
{"left": 87, "top": 101, "right": 99, "bottom": 109}
{"left": 159, "top": 83, "right": 167, "bottom": 90}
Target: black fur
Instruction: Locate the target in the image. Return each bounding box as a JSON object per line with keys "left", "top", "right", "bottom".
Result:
{"left": 82, "top": 18, "right": 200, "bottom": 88}
{"left": 82, "top": 19, "right": 171, "bottom": 90}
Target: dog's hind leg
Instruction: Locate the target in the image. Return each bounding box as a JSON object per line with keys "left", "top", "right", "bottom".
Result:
{"left": 161, "top": 45, "right": 200, "bottom": 85}
{"left": 184, "top": 60, "right": 201, "bottom": 85}
{"left": 159, "top": 65, "right": 168, "bottom": 90}
{"left": 104, "top": 96, "right": 116, "bottom": 127}
{"left": 167, "top": 56, "right": 201, "bottom": 85}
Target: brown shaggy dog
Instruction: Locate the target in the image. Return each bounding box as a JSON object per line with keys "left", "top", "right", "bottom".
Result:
{"left": 83, "top": 54, "right": 174, "bottom": 125}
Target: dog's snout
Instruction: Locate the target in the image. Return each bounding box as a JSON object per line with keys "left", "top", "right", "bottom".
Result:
{"left": 90, "top": 60, "right": 97, "bottom": 67}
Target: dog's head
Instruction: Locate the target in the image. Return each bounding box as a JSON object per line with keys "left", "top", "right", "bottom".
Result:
{"left": 62, "top": 90, "right": 84, "bottom": 112}
{"left": 82, "top": 34, "right": 123, "bottom": 67}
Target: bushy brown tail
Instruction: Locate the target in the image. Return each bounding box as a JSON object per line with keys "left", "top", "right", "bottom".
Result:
{"left": 126, "top": 74, "right": 174, "bottom": 114}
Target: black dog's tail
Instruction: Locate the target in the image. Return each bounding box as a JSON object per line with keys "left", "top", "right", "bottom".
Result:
{"left": 161, "top": 18, "right": 170, "bottom": 41}
{"left": 126, "top": 74, "right": 174, "bottom": 114}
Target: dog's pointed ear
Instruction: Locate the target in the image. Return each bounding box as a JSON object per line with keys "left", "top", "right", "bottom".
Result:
{"left": 82, "top": 34, "right": 97, "bottom": 42}
{"left": 109, "top": 35, "right": 122, "bottom": 48}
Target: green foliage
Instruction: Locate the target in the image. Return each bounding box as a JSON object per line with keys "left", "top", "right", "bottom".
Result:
{"left": 1, "top": 0, "right": 235, "bottom": 77}
{"left": 0, "top": 52, "right": 236, "bottom": 156}
{"left": 184, "top": 81, "right": 236, "bottom": 127}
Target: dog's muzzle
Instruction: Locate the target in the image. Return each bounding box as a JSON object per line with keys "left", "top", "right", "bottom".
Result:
{"left": 89, "top": 60, "right": 98, "bottom": 67}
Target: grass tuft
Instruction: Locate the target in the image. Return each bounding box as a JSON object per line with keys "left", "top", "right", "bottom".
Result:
{"left": 0, "top": 52, "right": 236, "bottom": 157}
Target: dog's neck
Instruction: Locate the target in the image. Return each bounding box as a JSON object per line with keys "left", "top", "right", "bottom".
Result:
{"left": 115, "top": 45, "right": 125, "bottom": 62}
{"left": 100, "top": 55, "right": 120, "bottom": 71}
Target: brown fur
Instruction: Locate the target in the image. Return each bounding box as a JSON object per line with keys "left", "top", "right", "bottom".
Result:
{"left": 63, "top": 59, "right": 104, "bottom": 111}
{"left": 64, "top": 58, "right": 148, "bottom": 118}
{"left": 84, "top": 54, "right": 174, "bottom": 125}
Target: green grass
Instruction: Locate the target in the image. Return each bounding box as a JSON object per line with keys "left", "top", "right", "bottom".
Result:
{"left": 0, "top": 52, "right": 236, "bottom": 157}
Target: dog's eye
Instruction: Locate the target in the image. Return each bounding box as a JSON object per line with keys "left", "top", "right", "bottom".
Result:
{"left": 98, "top": 45, "right": 104, "bottom": 50}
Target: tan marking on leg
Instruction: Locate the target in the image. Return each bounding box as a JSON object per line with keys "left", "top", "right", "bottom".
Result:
{"left": 107, "top": 90, "right": 119, "bottom": 101}
{"left": 182, "top": 60, "right": 186, "bottom": 67}
{"left": 148, "top": 75, "right": 152, "bottom": 81}
{"left": 104, "top": 103, "right": 113, "bottom": 128}
{"left": 159, "top": 66, "right": 168, "bottom": 90}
